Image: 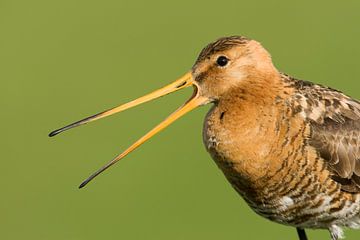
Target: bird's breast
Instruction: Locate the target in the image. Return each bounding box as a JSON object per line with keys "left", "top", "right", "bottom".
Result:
{"left": 202, "top": 96, "right": 312, "bottom": 202}
{"left": 203, "top": 102, "right": 284, "bottom": 187}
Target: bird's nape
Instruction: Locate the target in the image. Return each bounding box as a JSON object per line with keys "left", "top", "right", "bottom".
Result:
{"left": 49, "top": 72, "right": 208, "bottom": 187}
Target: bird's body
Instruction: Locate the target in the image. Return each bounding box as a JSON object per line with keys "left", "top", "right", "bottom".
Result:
{"left": 203, "top": 72, "right": 360, "bottom": 239}
{"left": 50, "top": 36, "right": 360, "bottom": 240}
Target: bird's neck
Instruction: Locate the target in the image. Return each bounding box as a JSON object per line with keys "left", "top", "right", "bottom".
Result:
{"left": 230, "top": 70, "right": 286, "bottom": 102}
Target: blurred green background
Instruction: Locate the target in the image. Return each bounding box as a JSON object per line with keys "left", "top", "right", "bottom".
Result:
{"left": 1, "top": 0, "right": 360, "bottom": 239}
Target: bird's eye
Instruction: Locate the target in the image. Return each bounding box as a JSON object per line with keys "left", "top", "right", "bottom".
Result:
{"left": 216, "top": 56, "right": 229, "bottom": 67}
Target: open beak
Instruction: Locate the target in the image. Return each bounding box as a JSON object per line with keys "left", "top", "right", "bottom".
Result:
{"left": 49, "top": 72, "right": 208, "bottom": 188}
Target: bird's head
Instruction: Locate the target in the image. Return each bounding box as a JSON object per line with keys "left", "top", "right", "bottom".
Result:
{"left": 49, "top": 36, "right": 276, "bottom": 187}
{"left": 192, "top": 36, "right": 276, "bottom": 101}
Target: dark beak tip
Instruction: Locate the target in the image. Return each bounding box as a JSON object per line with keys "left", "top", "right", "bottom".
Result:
{"left": 48, "top": 130, "right": 59, "bottom": 137}
{"left": 79, "top": 179, "right": 89, "bottom": 189}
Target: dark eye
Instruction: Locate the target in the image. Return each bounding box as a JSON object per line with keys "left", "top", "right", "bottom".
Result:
{"left": 216, "top": 56, "right": 229, "bottom": 67}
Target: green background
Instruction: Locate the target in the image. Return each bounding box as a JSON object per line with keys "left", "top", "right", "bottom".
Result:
{"left": 1, "top": 0, "right": 360, "bottom": 239}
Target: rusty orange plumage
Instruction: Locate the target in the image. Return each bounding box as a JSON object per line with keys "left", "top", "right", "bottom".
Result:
{"left": 50, "top": 36, "right": 360, "bottom": 240}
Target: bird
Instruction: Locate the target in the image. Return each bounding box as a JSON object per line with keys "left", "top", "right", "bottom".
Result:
{"left": 49, "top": 36, "right": 360, "bottom": 240}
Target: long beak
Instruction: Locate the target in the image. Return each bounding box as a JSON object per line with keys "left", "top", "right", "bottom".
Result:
{"left": 49, "top": 72, "right": 208, "bottom": 188}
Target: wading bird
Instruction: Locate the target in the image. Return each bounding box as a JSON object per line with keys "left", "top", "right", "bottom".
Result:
{"left": 50, "top": 36, "right": 360, "bottom": 240}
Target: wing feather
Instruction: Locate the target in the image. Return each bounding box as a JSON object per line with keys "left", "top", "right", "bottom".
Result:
{"left": 285, "top": 74, "right": 360, "bottom": 192}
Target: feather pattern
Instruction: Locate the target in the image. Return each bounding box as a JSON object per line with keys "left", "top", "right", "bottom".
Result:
{"left": 285, "top": 73, "right": 360, "bottom": 192}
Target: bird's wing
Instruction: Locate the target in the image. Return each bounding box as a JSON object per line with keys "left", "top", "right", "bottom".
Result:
{"left": 287, "top": 75, "right": 360, "bottom": 193}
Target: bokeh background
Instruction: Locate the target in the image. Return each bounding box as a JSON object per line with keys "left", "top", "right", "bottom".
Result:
{"left": 1, "top": 0, "right": 360, "bottom": 239}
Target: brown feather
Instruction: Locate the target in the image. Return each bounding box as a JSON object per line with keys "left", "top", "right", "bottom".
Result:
{"left": 289, "top": 75, "right": 360, "bottom": 192}
{"left": 195, "top": 36, "right": 249, "bottom": 64}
